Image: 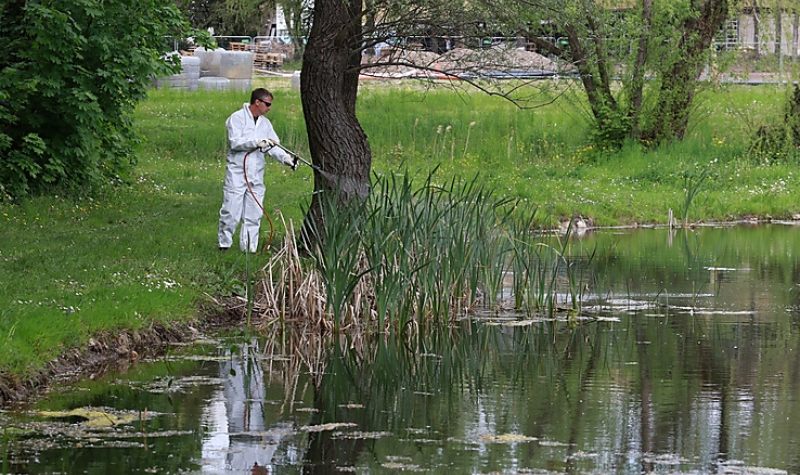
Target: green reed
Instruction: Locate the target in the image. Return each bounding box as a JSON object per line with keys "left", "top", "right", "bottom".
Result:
{"left": 680, "top": 164, "right": 712, "bottom": 226}
{"left": 505, "top": 219, "right": 595, "bottom": 317}
{"left": 259, "top": 169, "right": 596, "bottom": 333}
{"left": 304, "top": 197, "right": 372, "bottom": 331}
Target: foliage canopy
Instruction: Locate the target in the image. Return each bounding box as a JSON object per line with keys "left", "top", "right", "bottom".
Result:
{"left": 0, "top": 0, "right": 187, "bottom": 200}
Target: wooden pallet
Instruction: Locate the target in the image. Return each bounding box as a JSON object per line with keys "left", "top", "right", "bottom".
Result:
{"left": 254, "top": 52, "right": 283, "bottom": 70}
{"left": 226, "top": 42, "right": 283, "bottom": 69}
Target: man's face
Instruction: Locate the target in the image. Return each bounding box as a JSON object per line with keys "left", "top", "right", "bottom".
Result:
{"left": 256, "top": 96, "right": 272, "bottom": 115}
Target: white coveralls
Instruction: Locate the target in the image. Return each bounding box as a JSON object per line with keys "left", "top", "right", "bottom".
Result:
{"left": 218, "top": 103, "right": 292, "bottom": 252}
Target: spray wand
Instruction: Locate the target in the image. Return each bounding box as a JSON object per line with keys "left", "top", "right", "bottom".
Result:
{"left": 243, "top": 142, "right": 370, "bottom": 251}
{"left": 272, "top": 143, "right": 369, "bottom": 198}
{"left": 271, "top": 142, "right": 321, "bottom": 173}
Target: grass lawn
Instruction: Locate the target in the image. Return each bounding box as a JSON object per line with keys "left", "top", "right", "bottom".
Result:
{"left": 1, "top": 77, "right": 799, "bottom": 379}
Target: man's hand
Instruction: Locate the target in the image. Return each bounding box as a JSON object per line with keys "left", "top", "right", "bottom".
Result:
{"left": 257, "top": 139, "right": 276, "bottom": 152}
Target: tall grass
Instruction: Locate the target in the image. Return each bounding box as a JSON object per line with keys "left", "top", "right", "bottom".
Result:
{"left": 256, "top": 170, "right": 594, "bottom": 334}
{"left": 355, "top": 83, "right": 800, "bottom": 226}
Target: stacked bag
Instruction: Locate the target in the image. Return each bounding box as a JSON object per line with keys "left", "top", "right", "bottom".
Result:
{"left": 156, "top": 48, "right": 254, "bottom": 92}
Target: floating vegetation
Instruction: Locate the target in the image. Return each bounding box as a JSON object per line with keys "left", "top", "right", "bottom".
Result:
{"left": 333, "top": 430, "right": 393, "bottom": 439}
{"left": 479, "top": 433, "right": 538, "bottom": 444}
{"left": 300, "top": 422, "right": 358, "bottom": 432}
{"left": 88, "top": 430, "right": 193, "bottom": 439}
{"left": 641, "top": 453, "right": 687, "bottom": 465}
{"left": 141, "top": 375, "right": 226, "bottom": 394}
{"left": 381, "top": 462, "right": 422, "bottom": 471}
{"left": 35, "top": 407, "right": 155, "bottom": 428}
{"left": 538, "top": 439, "right": 570, "bottom": 447}
{"left": 382, "top": 455, "right": 423, "bottom": 471}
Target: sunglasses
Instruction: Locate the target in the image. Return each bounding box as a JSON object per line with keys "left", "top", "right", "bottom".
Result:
{"left": 258, "top": 99, "right": 272, "bottom": 107}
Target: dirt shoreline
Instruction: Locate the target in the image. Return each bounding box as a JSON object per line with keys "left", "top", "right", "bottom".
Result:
{"left": 0, "top": 307, "right": 246, "bottom": 409}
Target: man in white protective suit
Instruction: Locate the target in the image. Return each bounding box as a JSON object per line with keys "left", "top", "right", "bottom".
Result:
{"left": 218, "top": 88, "right": 297, "bottom": 252}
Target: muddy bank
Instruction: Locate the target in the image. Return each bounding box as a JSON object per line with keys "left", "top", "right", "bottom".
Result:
{"left": 0, "top": 305, "right": 247, "bottom": 408}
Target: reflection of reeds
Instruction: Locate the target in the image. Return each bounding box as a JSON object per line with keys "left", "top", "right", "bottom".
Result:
{"left": 263, "top": 327, "right": 331, "bottom": 397}
{"left": 255, "top": 171, "right": 593, "bottom": 334}
{"left": 260, "top": 319, "right": 598, "bottom": 419}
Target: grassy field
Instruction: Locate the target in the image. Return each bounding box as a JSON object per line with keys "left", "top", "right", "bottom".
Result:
{"left": 1, "top": 77, "right": 799, "bottom": 378}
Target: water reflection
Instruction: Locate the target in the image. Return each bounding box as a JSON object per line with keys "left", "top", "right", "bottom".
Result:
{"left": 200, "top": 339, "right": 293, "bottom": 473}
{"left": 3, "top": 226, "right": 800, "bottom": 474}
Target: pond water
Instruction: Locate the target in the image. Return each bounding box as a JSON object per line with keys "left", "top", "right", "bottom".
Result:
{"left": 3, "top": 225, "right": 800, "bottom": 474}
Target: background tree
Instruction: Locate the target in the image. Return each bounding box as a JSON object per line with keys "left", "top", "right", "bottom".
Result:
{"left": 297, "top": 0, "right": 734, "bottom": 241}
{"left": 0, "top": 0, "right": 189, "bottom": 200}
{"left": 518, "top": 0, "right": 730, "bottom": 146}
{"left": 176, "top": 0, "right": 275, "bottom": 36}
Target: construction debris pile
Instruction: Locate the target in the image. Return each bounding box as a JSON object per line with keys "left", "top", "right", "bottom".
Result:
{"left": 361, "top": 44, "right": 572, "bottom": 79}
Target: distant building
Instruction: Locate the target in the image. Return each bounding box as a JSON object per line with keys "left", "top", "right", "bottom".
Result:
{"left": 603, "top": 2, "right": 800, "bottom": 57}
{"left": 726, "top": 7, "right": 800, "bottom": 57}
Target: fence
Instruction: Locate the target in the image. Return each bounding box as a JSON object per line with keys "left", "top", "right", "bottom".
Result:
{"left": 162, "top": 33, "right": 799, "bottom": 79}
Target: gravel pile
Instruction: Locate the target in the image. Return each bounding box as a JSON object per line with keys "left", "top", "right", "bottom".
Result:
{"left": 362, "top": 44, "right": 571, "bottom": 77}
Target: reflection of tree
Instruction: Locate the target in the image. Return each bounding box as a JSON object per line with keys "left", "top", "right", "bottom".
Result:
{"left": 266, "top": 294, "right": 800, "bottom": 472}
{"left": 301, "top": 357, "right": 369, "bottom": 473}
{"left": 636, "top": 321, "right": 655, "bottom": 474}
{"left": 564, "top": 334, "right": 601, "bottom": 474}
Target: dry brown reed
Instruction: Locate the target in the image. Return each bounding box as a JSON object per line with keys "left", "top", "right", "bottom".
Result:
{"left": 254, "top": 217, "right": 490, "bottom": 336}
{"left": 255, "top": 216, "right": 385, "bottom": 335}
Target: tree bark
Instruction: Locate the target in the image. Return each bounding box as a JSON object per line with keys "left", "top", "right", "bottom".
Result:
{"left": 643, "top": 0, "right": 728, "bottom": 143}
{"left": 629, "top": 0, "right": 653, "bottom": 140}
{"left": 586, "top": 15, "right": 615, "bottom": 109}
{"left": 565, "top": 13, "right": 621, "bottom": 145}
{"left": 565, "top": 25, "right": 607, "bottom": 120}
{"left": 300, "top": 0, "right": 372, "bottom": 244}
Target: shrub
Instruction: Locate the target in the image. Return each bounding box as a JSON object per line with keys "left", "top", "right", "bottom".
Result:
{"left": 749, "top": 85, "right": 800, "bottom": 164}
{"left": 0, "top": 0, "right": 187, "bottom": 200}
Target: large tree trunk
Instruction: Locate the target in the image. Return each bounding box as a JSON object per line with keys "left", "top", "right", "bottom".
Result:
{"left": 628, "top": 0, "right": 653, "bottom": 140}
{"left": 643, "top": 0, "right": 728, "bottom": 143}
{"left": 300, "top": 0, "right": 372, "bottom": 244}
